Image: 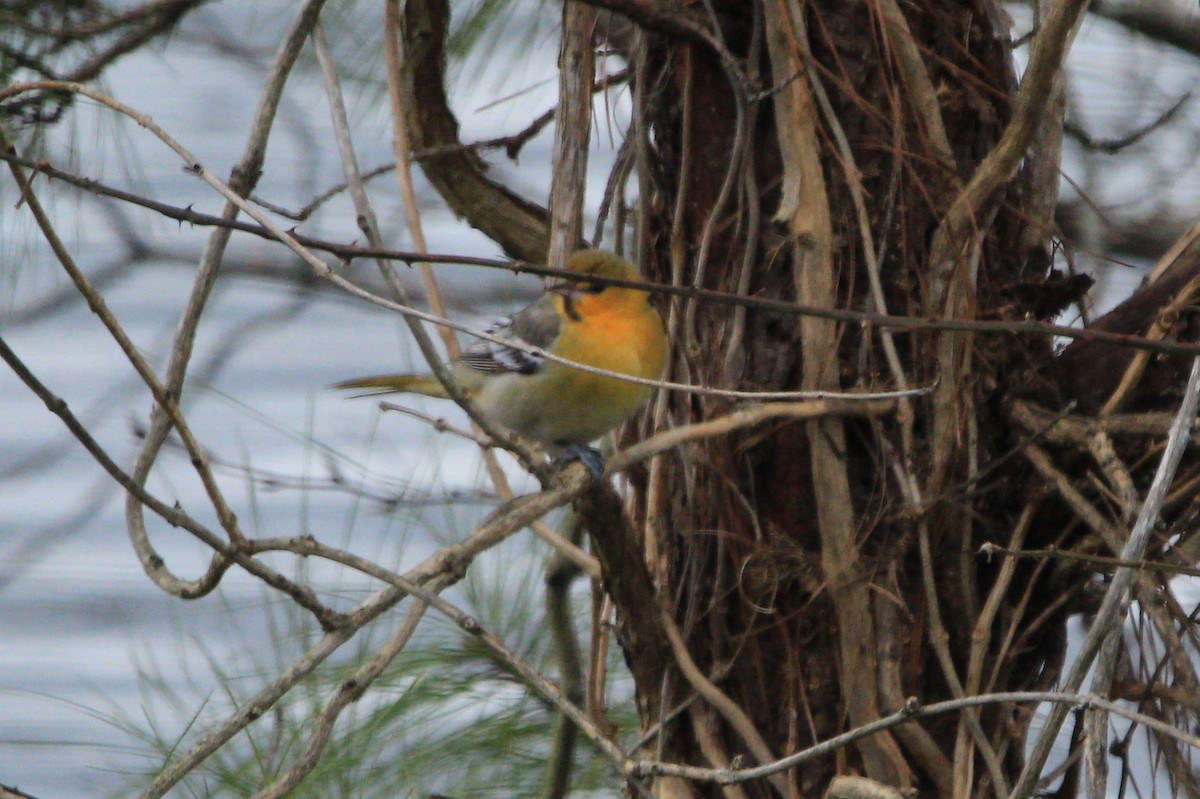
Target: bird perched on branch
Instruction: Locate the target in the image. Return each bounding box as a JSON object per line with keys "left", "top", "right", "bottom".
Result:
{"left": 335, "top": 249, "right": 668, "bottom": 475}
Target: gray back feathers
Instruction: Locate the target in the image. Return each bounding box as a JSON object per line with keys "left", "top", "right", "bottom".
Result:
{"left": 457, "top": 295, "right": 561, "bottom": 376}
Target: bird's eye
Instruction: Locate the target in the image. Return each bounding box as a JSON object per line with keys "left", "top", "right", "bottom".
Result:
{"left": 581, "top": 282, "right": 605, "bottom": 294}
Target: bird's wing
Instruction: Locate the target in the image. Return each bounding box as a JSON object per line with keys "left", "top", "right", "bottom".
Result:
{"left": 457, "top": 295, "right": 561, "bottom": 376}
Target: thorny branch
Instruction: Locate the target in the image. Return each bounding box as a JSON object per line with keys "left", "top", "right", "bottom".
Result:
{"left": 4, "top": 149, "right": 1200, "bottom": 358}
{"left": 0, "top": 82, "right": 904, "bottom": 404}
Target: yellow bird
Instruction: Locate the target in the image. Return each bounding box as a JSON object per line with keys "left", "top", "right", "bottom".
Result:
{"left": 336, "top": 249, "right": 668, "bottom": 474}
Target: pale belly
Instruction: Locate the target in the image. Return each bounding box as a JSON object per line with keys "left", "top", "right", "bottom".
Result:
{"left": 476, "top": 364, "right": 652, "bottom": 445}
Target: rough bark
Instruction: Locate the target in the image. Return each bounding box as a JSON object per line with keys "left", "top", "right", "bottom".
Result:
{"left": 402, "top": 0, "right": 1200, "bottom": 795}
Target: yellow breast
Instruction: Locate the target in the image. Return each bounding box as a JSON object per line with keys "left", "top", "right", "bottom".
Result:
{"left": 477, "top": 294, "right": 667, "bottom": 445}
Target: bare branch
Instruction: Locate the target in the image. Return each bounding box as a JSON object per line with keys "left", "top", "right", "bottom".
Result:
{"left": 391, "top": 0, "right": 551, "bottom": 261}
{"left": 141, "top": 469, "right": 596, "bottom": 798}
{"left": 978, "top": 544, "right": 1200, "bottom": 580}
{"left": 2, "top": 124, "right": 251, "bottom": 598}
{"left": 632, "top": 691, "right": 1200, "bottom": 785}
{"left": 7, "top": 147, "right": 1200, "bottom": 357}
{"left": 0, "top": 333, "right": 343, "bottom": 628}
{"left": 1012, "top": 356, "right": 1200, "bottom": 799}
{"left": 1089, "top": 0, "right": 1200, "bottom": 57}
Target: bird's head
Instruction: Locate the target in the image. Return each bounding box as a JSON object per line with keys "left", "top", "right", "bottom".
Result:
{"left": 547, "top": 250, "right": 648, "bottom": 322}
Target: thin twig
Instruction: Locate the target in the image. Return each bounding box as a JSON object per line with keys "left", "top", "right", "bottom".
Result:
{"left": 377, "top": 402, "right": 494, "bottom": 445}
{"left": 964, "top": 505, "right": 1038, "bottom": 791}
{"left": 978, "top": 545, "right": 1200, "bottom": 582}
{"left": 129, "top": 0, "right": 326, "bottom": 601}
{"left": 140, "top": 468, "right": 595, "bottom": 799}
{"left": 376, "top": 8, "right": 595, "bottom": 569}
{"left": 918, "top": 517, "right": 1011, "bottom": 796}
{"left": 580, "top": 0, "right": 746, "bottom": 83}
{"left": 3, "top": 148, "right": 1199, "bottom": 357}
{"left": 256, "top": 530, "right": 641, "bottom": 785}
{"left": 250, "top": 579, "right": 446, "bottom": 799}
{"left": 659, "top": 609, "right": 789, "bottom": 795}
{"left": 1, "top": 123, "right": 249, "bottom": 598}
{"left": 1063, "top": 91, "right": 1191, "bottom": 155}
{"left": 0, "top": 333, "right": 344, "bottom": 628}
{"left": 610, "top": 397, "right": 901, "bottom": 472}
{"left": 630, "top": 690, "right": 1200, "bottom": 785}
{"left": 250, "top": 162, "right": 396, "bottom": 221}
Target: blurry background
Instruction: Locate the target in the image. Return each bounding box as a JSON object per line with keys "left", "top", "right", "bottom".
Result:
{"left": 1, "top": 0, "right": 1199, "bottom": 795}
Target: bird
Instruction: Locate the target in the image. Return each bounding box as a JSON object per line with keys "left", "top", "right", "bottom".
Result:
{"left": 335, "top": 249, "right": 669, "bottom": 476}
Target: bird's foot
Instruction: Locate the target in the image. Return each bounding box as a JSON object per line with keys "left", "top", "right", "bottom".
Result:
{"left": 560, "top": 444, "right": 606, "bottom": 480}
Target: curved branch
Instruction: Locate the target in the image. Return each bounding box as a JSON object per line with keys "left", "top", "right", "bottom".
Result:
{"left": 394, "top": 0, "right": 551, "bottom": 261}
{"left": 1090, "top": 0, "right": 1200, "bottom": 57}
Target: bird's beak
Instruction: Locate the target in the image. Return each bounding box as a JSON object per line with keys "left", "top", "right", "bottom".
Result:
{"left": 548, "top": 279, "right": 584, "bottom": 322}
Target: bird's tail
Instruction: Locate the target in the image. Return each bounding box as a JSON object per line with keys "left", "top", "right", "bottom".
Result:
{"left": 332, "top": 373, "right": 452, "bottom": 399}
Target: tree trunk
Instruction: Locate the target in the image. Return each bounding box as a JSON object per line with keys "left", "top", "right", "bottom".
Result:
{"left": 608, "top": 1, "right": 1198, "bottom": 797}
{"left": 397, "top": 0, "right": 1200, "bottom": 795}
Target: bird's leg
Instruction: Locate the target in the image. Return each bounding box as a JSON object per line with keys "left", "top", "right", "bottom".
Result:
{"left": 560, "top": 443, "right": 606, "bottom": 480}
